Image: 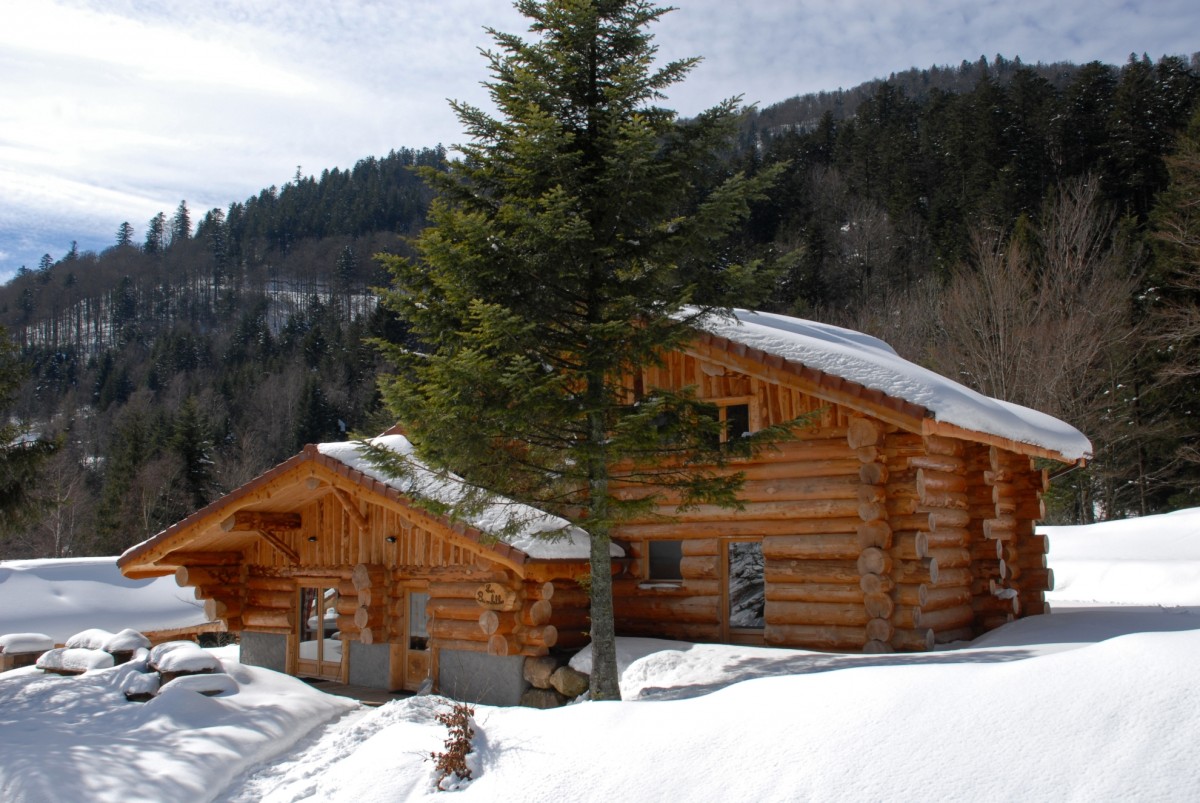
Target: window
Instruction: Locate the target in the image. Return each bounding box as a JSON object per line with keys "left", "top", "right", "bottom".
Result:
{"left": 409, "top": 591, "right": 429, "bottom": 651}
{"left": 704, "top": 400, "right": 753, "bottom": 449}
{"left": 723, "top": 403, "right": 751, "bottom": 441}
{"left": 647, "top": 540, "right": 683, "bottom": 580}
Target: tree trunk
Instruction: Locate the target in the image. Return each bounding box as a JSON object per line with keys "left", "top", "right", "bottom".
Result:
{"left": 587, "top": 386, "right": 621, "bottom": 701}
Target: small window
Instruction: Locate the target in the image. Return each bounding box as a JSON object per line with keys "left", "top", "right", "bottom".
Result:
{"left": 705, "top": 401, "right": 753, "bottom": 449}
{"left": 647, "top": 540, "right": 683, "bottom": 580}
{"left": 724, "top": 403, "right": 751, "bottom": 441}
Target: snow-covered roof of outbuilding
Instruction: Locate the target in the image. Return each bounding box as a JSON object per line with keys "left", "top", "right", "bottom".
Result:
{"left": 318, "top": 435, "right": 618, "bottom": 561}
{"left": 118, "top": 432, "right": 616, "bottom": 578}
{"left": 691, "top": 309, "right": 1092, "bottom": 462}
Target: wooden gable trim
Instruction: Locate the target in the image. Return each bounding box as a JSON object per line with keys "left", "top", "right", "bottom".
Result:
{"left": 301, "top": 457, "right": 530, "bottom": 577}
{"left": 119, "top": 444, "right": 536, "bottom": 578}
{"left": 685, "top": 333, "right": 927, "bottom": 432}
{"left": 686, "top": 333, "right": 1078, "bottom": 465}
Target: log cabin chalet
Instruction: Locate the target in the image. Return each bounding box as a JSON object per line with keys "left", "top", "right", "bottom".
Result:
{"left": 118, "top": 310, "right": 1091, "bottom": 703}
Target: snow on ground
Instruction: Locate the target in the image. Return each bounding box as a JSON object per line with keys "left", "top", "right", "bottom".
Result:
{"left": 1044, "top": 506, "right": 1200, "bottom": 606}
{"left": 0, "top": 557, "right": 208, "bottom": 643}
{"left": 0, "top": 657, "right": 356, "bottom": 803}
{"left": 2, "top": 508, "right": 1199, "bottom": 801}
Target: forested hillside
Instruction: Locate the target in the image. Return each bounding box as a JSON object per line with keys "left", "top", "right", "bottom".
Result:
{"left": 2, "top": 54, "right": 1198, "bottom": 558}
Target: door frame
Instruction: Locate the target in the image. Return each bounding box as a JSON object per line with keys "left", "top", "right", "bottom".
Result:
{"left": 720, "top": 537, "right": 766, "bottom": 645}
{"left": 294, "top": 583, "right": 346, "bottom": 682}
{"left": 394, "top": 581, "right": 431, "bottom": 692}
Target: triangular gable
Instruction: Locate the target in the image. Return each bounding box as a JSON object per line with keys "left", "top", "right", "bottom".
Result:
{"left": 117, "top": 443, "right": 534, "bottom": 579}
{"left": 688, "top": 310, "right": 1092, "bottom": 463}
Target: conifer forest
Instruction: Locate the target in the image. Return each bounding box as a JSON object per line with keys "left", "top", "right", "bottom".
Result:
{"left": 3, "top": 54, "right": 1200, "bottom": 558}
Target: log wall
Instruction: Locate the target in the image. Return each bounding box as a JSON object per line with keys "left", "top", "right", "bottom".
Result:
{"left": 608, "top": 349, "right": 1055, "bottom": 653}
{"left": 181, "top": 347, "right": 1057, "bottom": 665}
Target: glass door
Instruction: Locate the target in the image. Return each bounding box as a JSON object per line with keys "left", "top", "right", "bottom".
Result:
{"left": 297, "top": 586, "right": 342, "bottom": 680}
{"left": 726, "top": 540, "right": 765, "bottom": 642}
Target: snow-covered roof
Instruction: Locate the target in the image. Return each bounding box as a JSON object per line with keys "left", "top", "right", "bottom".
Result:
{"left": 318, "top": 435, "right": 620, "bottom": 561}
{"left": 694, "top": 310, "right": 1092, "bottom": 461}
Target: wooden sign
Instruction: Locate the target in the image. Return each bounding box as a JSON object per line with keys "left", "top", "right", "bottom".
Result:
{"left": 475, "top": 583, "right": 519, "bottom": 611}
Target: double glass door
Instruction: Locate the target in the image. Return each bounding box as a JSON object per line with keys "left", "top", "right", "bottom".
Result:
{"left": 297, "top": 586, "right": 342, "bottom": 680}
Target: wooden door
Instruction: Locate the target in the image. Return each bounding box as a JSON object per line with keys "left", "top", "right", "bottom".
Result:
{"left": 402, "top": 587, "right": 431, "bottom": 691}
{"left": 296, "top": 585, "right": 343, "bottom": 680}
{"left": 723, "top": 539, "right": 765, "bottom": 643}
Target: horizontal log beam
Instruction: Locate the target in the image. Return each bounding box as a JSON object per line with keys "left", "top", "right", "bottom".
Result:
{"left": 163, "top": 550, "right": 242, "bottom": 566}
{"left": 222, "top": 511, "right": 301, "bottom": 532}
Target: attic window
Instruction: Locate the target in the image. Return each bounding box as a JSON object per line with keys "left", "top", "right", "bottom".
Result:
{"left": 704, "top": 399, "right": 754, "bottom": 449}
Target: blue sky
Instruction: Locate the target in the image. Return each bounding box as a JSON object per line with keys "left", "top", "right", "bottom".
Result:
{"left": 1, "top": 0, "right": 1196, "bottom": 281}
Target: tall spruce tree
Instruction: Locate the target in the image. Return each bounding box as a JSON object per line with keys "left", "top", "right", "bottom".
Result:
{"left": 170, "top": 201, "right": 191, "bottom": 247}
{"left": 115, "top": 221, "right": 135, "bottom": 248}
{"left": 144, "top": 212, "right": 166, "bottom": 255}
{"left": 375, "top": 0, "right": 791, "bottom": 699}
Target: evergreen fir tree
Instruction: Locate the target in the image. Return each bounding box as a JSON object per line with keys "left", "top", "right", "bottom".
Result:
{"left": 170, "top": 201, "right": 192, "bottom": 247}
{"left": 116, "top": 221, "right": 135, "bottom": 248}
{"left": 376, "top": 0, "right": 793, "bottom": 700}
{"left": 144, "top": 212, "right": 166, "bottom": 255}
{"left": 169, "top": 396, "right": 214, "bottom": 509}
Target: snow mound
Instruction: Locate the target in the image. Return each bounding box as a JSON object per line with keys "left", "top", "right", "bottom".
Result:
{"left": 35, "top": 647, "right": 114, "bottom": 673}
{"left": 150, "top": 640, "right": 221, "bottom": 673}
{"left": 159, "top": 672, "right": 239, "bottom": 697}
{"left": 1045, "top": 507, "right": 1200, "bottom": 606}
{"left": 0, "top": 657, "right": 357, "bottom": 802}
{"left": 0, "top": 632, "right": 54, "bottom": 653}
{"left": 0, "top": 557, "right": 208, "bottom": 643}
{"left": 121, "top": 670, "right": 161, "bottom": 698}
{"left": 66, "top": 627, "right": 151, "bottom": 653}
